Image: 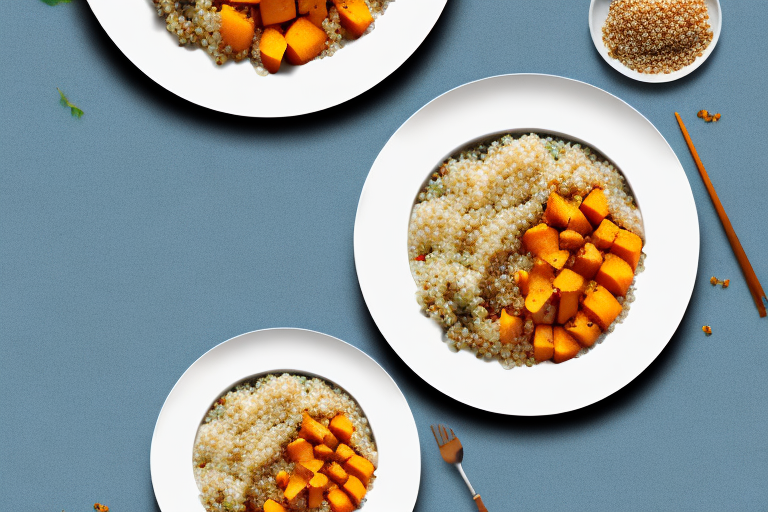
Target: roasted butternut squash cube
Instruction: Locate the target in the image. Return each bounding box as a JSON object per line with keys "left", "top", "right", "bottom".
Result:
{"left": 323, "top": 462, "right": 349, "bottom": 485}
{"left": 525, "top": 258, "right": 555, "bottom": 315}
{"left": 314, "top": 444, "right": 335, "bottom": 461}
{"left": 542, "top": 249, "right": 569, "bottom": 270}
{"left": 553, "top": 326, "right": 581, "bottom": 363}
{"left": 308, "top": 473, "right": 329, "bottom": 508}
{"left": 275, "top": 470, "right": 290, "bottom": 489}
{"left": 611, "top": 229, "right": 643, "bottom": 270}
{"left": 334, "top": 443, "right": 356, "bottom": 463}
{"left": 499, "top": 309, "right": 524, "bottom": 344}
{"left": 570, "top": 242, "right": 603, "bottom": 280}
{"left": 592, "top": 219, "right": 620, "bottom": 250}
{"left": 329, "top": 414, "right": 355, "bottom": 445}
{"left": 284, "top": 473, "right": 308, "bottom": 502}
{"left": 596, "top": 253, "right": 634, "bottom": 297}
{"left": 332, "top": 0, "right": 373, "bottom": 38}
{"left": 565, "top": 310, "right": 602, "bottom": 347}
{"left": 522, "top": 223, "right": 559, "bottom": 259}
{"left": 299, "top": 412, "right": 332, "bottom": 445}
{"left": 342, "top": 475, "right": 367, "bottom": 505}
{"left": 559, "top": 229, "right": 585, "bottom": 250}
{"left": 286, "top": 438, "right": 314, "bottom": 462}
{"left": 285, "top": 17, "right": 327, "bottom": 65}
{"left": 582, "top": 285, "right": 623, "bottom": 330}
{"left": 295, "top": 459, "right": 324, "bottom": 480}
{"left": 543, "top": 192, "right": 592, "bottom": 235}
{"left": 264, "top": 499, "right": 288, "bottom": 512}
{"left": 327, "top": 488, "right": 355, "bottom": 512}
{"left": 557, "top": 291, "right": 580, "bottom": 324}
{"left": 307, "top": 1, "right": 328, "bottom": 28}
{"left": 580, "top": 188, "right": 609, "bottom": 226}
{"left": 323, "top": 431, "right": 339, "bottom": 450}
{"left": 343, "top": 455, "right": 375, "bottom": 487}
{"left": 553, "top": 268, "right": 586, "bottom": 293}
{"left": 259, "top": 27, "right": 287, "bottom": 74}
{"left": 533, "top": 325, "right": 554, "bottom": 362}
{"left": 515, "top": 269, "right": 529, "bottom": 295}
{"left": 219, "top": 5, "right": 256, "bottom": 53}
{"left": 260, "top": 0, "right": 296, "bottom": 25}
{"left": 531, "top": 300, "right": 556, "bottom": 325}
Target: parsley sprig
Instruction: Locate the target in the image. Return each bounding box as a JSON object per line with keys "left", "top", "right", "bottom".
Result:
{"left": 58, "top": 88, "right": 84, "bottom": 118}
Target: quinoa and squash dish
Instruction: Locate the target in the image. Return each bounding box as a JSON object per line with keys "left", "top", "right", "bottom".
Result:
{"left": 153, "top": 0, "right": 390, "bottom": 75}
{"left": 408, "top": 133, "right": 645, "bottom": 369}
{"left": 193, "top": 373, "right": 377, "bottom": 512}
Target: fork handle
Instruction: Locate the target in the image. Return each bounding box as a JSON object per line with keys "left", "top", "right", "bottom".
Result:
{"left": 473, "top": 494, "right": 488, "bottom": 512}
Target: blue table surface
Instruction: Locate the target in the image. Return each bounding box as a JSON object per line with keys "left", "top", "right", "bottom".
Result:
{"left": 2, "top": 1, "right": 766, "bottom": 511}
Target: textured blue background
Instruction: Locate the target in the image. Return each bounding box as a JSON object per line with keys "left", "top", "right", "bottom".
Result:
{"left": 1, "top": 1, "right": 767, "bottom": 511}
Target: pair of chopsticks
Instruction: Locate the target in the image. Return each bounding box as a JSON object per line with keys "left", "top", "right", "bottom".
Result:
{"left": 675, "top": 113, "right": 767, "bottom": 317}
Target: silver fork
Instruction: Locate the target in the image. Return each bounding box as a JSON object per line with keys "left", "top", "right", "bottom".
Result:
{"left": 431, "top": 424, "right": 488, "bottom": 512}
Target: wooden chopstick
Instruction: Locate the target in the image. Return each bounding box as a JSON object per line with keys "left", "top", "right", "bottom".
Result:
{"left": 675, "top": 112, "right": 767, "bottom": 318}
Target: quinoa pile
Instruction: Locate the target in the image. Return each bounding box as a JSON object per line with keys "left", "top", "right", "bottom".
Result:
{"left": 407, "top": 133, "right": 644, "bottom": 369}
{"left": 153, "top": 0, "right": 390, "bottom": 76}
{"left": 193, "top": 373, "right": 377, "bottom": 512}
{"left": 602, "top": 0, "right": 713, "bottom": 74}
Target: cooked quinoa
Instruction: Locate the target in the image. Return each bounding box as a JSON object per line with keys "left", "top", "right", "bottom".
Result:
{"left": 193, "top": 373, "right": 377, "bottom": 512}
{"left": 153, "top": 0, "right": 391, "bottom": 76}
{"left": 602, "top": 0, "right": 713, "bottom": 74}
{"left": 408, "top": 133, "right": 645, "bottom": 369}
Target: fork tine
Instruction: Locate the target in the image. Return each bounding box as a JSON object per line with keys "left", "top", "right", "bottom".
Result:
{"left": 441, "top": 424, "right": 449, "bottom": 443}
{"left": 449, "top": 427, "right": 455, "bottom": 439}
{"left": 430, "top": 424, "right": 442, "bottom": 446}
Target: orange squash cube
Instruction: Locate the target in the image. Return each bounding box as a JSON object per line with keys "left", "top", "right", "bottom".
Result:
{"left": 275, "top": 470, "right": 290, "bottom": 489}
{"left": 531, "top": 301, "right": 556, "bottom": 325}
{"left": 307, "top": 1, "right": 328, "bottom": 27}
{"left": 596, "top": 253, "right": 634, "bottom": 297}
{"left": 286, "top": 438, "right": 314, "bottom": 462}
{"left": 592, "top": 219, "right": 620, "bottom": 250}
{"left": 329, "top": 414, "right": 355, "bottom": 445}
{"left": 285, "top": 17, "right": 327, "bottom": 65}
{"left": 327, "top": 488, "right": 355, "bottom": 512}
{"left": 533, "top": 325, "right": 554, "bottom": 362}
{"left": 582, "top": 285, "right": 623, "bottom": 330}
{"left": 259, "top": 27, "right": 287, "bottom": 74}
{"left": 543, "top": 192, "right": 592, "bottom": 235}
{"left": 565, "top": 311, "right": 602, "bottom": 347}
{"left": 284, "top": 473, "right": 308, "bottom": 502}
{"left": 343, "top": 455, "right": 375, "bottom": 487}
{"left": 264, "top": 499, "right": 288, "bottom": 512}
{"left": 342, "top": 475, "right": 367, "bottom": 505}
{"left": 314, "top": 444, "right": 335, "bottom": 461}
{"left": 553, "top": 268, "right": 586, "bottom": 293}
{"left": 334, "top": 443, "right": 356, "bottom": 463}
{"left": 611, "top": 229, "right": 643, "bottom": 270}
{"left": 295, "top": 459, "right": 324, "bottom": 480}
{"left": 515, "top": 269, "right": 529, "bottom": 295}
{"left": 323, "top": 462, "right": 349, "bottom": 485}
{"left": 570, "top": 242, "right": 603, "bottom": 280}
{"left": 524, "top": 259, "right": 555, "bottom": 315}
{"left": 499, "top": 309, "right": 524, "bottom": 344}
{"left": 299, "top": 412, "right": 331, "bottom": 445}
{"left": 522, "top": 223, "right": 559, "bottom": 259}
{"left": 580, "top": 188, "right": 609, "bottom": 226}
{"left": 260, "top": 0, "right": 296, "bottom": 25}
{"left": 219, "top": 5, "right": 256, "bottom": 53}
{"left": 559, "top": 229, "right": 585, "bottom": 250}
{"left": 308, "top": 473, "right": 329, "bottom": 508}
{"left": 553, "top": 326, "right": 581, "bottom": 363}
{"left": 542, "top": 249, "right": 569, "bottom": 270}
{"left": 332, "top": 0, "right": 373, "bottom": 38}
{"left": 557, "top": 291, "right": 580, "bottom": 324}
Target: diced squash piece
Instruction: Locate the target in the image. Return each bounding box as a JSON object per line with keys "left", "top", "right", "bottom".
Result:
{"left": 565, "top": 311, "right": 602, "bottom": 347}
{"left": 557, "top": 291, "right": 580, "bottom": 324}
{"left": 612, "top": 229, "right": 643, "bottom": 270}
{"left": 259, "top": 27, "right": 287, "bottom": 74}
{"left": 582, "top": 285, "right": 623, "bottom": 330}
{"left": 553, "top": 326, "right": 581, "bottom": 363}
{"left": 285, "top": 17, "right": 327, "bottom": 65}
{"left": 329, "top": 414, "right": 355, "bottom": 445}
{"left": 219, "top": 5, "right": 256, "bottom": 53}
{"left": 328, "top": 482, "right": 339, "bottom": 492}
{"left": 343, "top": 455, "right": 375, "bottom": 487}
{"left": 531, "top": 301, "right": 556, "bottom": 325}
{"left": 308, "top": 473, "right": 329, "bottom": 508}
{"left": 571, "top": 242, "right": 603, "bottom": 280}
{"left": 515, "top": 269, "right": 529, "bottom": 295}
{"left": 525, "top": 259, "right": 555, "bottom": 315}
{"left": 580, "top": 189, "right": 609, "bottom": 226}
{"left": 542, "top": 249, "right": 569, "bottom": 270}
{"left": 260, "top": 0, "right": 297, "bottom": 25}
{"left": 327, "top": 488, "right": 355, "bottom": 512}
{"left": 323, "top": 431, "right": 339, "bottom": 450}
{"left": 298, "top": 0, "right": 314, "bottom": 13}
{"left": 275, "top": 470, "right": 290, "bottom": 489}
{"left": 568, "top": 209, "right": 593, "bottom": 235}
{"left": 559, "top": 229, "right": 585, "bottom": 250}
{"left": 295, "top": 459, "right": 324, "bottom": 480}
{"left": 522, "top": 223, "right": 559, "bottom": 258}
{"left": 286, "top": 438, "right": 314, "bottom": 462}
{"left": 284, "top": 473, "right": 308, "bottom": 502}
{"left": 323, "top": 462, "right": 348, "bottom": 485}
{"left": 596, "top": 253, "right": 634, "bottom": 297}
{"left": 314, "top": 444, "right": 335, "bottom": 461}
{"left": 592, "top": 219, "right": 620, "bottom": 250}
{"left": 335, "top": 443, "right": 356, "bottom": 463}
{"left": 533, "top": 325, "right": 554, "bottom": 362}
{"left": 342, "top": 475, "right": 367, "bottom": 506}
{"left": 299, "top": 412, "right": 332, "bottom": 445}
{"left": 332, "top": 0, "right": 373, "bottom": 38}
{"left": 264, "top": 499, "right": 288, "bottom": 512}
{"left": 553, "top": 268, "right": 586, "bottom": 293}
{"left": 234, "top": 0, "right": 261, "bottom": 4}
{"left": 499, "top": 309, "right": 524, "bottom": 344}
{"left": 543, "top": 192, "right": 592, "bottom": 235}
{"left": 306, "top": 1, "right": 328, "bottom": 28}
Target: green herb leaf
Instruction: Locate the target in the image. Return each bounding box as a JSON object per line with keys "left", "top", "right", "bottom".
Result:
{"left": 40, "top": 0, "right": 72, "bottom": 5}
{"left": 57, "top": 88, "right": 84, "bottom": 118}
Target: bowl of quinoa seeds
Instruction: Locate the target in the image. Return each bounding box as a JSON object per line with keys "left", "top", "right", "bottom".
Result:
{"left": 602, "top": 0, "right": 712, "bottom": 74}
{"left": 193, "top": 373, "right": 377, "bottom": 512}
{"left": 407, "top": 133, "right": 644, "bottom": 369}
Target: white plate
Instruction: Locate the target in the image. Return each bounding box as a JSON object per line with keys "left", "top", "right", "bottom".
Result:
{"left": 86, "top": 1, "right": 446, "bottom": 117}
{"left": 589, "top": 0, "right": 721, "bottom": 83}
{"left": 354, "top": 74, "right": 699, "bottom": 416}
{"left": 150, "top": 328, "right": 420, "bottom": 511}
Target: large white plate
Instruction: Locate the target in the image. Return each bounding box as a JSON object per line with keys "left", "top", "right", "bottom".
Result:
{"left": 150, "top": 328, "right": 420, "bottom": 511}
{"left": 354, "top": 74, "right": 699, "bottom": 416}
{"left": 86, "top": 0, "right": 446, "bottom": 117}
{"left": 589, "top": 0, "right": 722, "bottom": 83}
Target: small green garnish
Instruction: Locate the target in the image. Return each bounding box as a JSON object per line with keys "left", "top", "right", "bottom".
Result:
{"left": 57, "top": 88, "right": 84, "bottom": 118}
{"left": 41, "top": 0, "right": 72, "bottom": 5}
